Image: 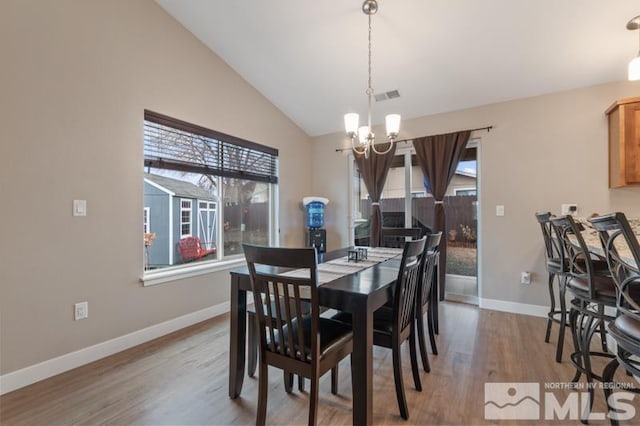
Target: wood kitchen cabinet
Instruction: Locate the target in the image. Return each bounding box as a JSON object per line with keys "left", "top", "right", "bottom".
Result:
{"left": 606, "top": 96, "right": 640, "bottom": 188}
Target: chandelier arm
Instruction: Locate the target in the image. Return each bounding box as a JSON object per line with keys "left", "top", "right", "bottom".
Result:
{"left": 370, "top": 140, "right": 394, "bottom": 155}
{"left": 351, "top": 136, "right": 368, "bottom": 156}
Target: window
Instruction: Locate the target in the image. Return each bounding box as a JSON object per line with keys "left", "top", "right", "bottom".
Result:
{"left": 180, "top": 199, "right": 192, "bottom": 237}
{"left": 143, "top": 207, "right": 150, "bottom": 233}
{"left": 351, "top": 142, "right": 478, "bottom": 281}
{"left": 454, "top": 188, "right": 477, "bottom": 196}
{"left": 143, "top": 110, "right": 278, "bottom": 271}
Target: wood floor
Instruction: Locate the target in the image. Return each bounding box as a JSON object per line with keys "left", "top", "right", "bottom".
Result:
{"left": 1, "top": 302, "right": 638, "bottom": 425}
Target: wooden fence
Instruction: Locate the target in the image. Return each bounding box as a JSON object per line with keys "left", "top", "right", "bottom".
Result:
{"left": 360, "top": 195, "right": 477, "bottom": 245}
{"left": 224, "top": 202, "right": 269, "bottom": 231}
{"left": 227, "top": 195, "right": 478, "bottom": 246}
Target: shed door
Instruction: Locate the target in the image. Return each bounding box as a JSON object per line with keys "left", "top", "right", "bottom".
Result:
{"left": 198, "top": 201, "right": 217, "bottom": 250}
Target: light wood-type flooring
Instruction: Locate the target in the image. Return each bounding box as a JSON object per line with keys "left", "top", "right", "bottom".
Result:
{"left": 1, "top": 302, "right": 638, "bottom": 425}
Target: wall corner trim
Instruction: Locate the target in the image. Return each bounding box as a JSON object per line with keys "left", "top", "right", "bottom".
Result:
{"left": 0, "top": 302, "right": 230, "bottom": 395}
{"left": 478, "top": 297, "right": 548, "bottom": 318}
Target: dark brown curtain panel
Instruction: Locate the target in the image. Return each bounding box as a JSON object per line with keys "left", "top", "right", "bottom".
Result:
{"left": 354, "top": 143, "right": 397, "bottom": 247}
{"left": 413, "top": 130, "right": 471, "bottom": 299}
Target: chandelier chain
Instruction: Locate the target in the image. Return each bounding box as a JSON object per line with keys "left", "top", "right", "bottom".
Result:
{"left": 367, "top": 12, "right": 373, "bottom": 129}
{"left": 344, "top": 0, "right": 399, "bottom": 158}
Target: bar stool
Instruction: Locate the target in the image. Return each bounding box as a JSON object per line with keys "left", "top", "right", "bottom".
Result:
{"left": 535, "top": 212, "right": 570, "bottom": 362}
{"left": 588, "top": 213, "right": 640, "bottom": 426}
{"left": 550, "top": 215, "right": 617, "bottom": 421}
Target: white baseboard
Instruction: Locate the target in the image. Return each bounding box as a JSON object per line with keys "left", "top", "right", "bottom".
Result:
{"left": 0, "top": 301, "right": 230, "bottom": 395}
{"left": 0, "top": 294, "right": 538, "bottom": 395}
{"left": 479, "top": 297, "right": 548, "bottom": 318}
{"left": 446, "top": 293, "right": 479, "bottom": 305}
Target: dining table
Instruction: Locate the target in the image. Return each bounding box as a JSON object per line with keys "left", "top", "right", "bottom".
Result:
{"left": 228, "top": 247, "right": 403, "bottom": 426}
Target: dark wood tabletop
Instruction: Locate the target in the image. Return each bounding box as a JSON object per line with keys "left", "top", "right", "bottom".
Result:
{"left": 228, "top": 247, "right": 401, "bottom": 426}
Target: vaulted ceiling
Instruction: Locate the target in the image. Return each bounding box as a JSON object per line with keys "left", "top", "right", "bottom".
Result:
{"left": 156, "top": 0, "right": 640, "bottom": 136}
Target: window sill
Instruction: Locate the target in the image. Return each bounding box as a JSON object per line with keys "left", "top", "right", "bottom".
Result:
{"left": 141, "top": 257, "right": 246, "bottom": 287}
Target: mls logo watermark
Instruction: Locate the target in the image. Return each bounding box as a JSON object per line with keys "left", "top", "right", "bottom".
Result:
{"left": 484, "top": 382, "right": 637, "bottom": 421}
{"left": 484, "top": 383, "right": 540, "bottom": 420}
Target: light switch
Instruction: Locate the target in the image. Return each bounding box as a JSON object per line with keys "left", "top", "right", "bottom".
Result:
{"left": 73, "top": 200, "right": 87, "bottom": 217}
{"left": 496, "top": 205, "right": 505, "bottom": 216}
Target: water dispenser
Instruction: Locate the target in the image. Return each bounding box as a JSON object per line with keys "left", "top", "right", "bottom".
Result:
{"left": 303, "top": 197, "right": 328, "bottom": 253}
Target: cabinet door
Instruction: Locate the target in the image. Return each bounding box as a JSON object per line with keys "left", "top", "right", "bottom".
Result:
{"left": 624, "top": 102, "right": 640, "bottom": 184}
{"left": 609, "top": 107, "right": 624, "bottom": 188}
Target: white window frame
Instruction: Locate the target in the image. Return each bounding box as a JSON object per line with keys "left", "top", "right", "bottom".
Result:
{"left": 143, "top": 207, "right": 150, "bottom": 233}
{"left": 454, "top": 187, "right": 477, "bottom": 196}
{"left": 180, "top": 199, "right": 192, "bottom": 237}
{"left": 142, "top": 111, "right": 279, "bottom": 286}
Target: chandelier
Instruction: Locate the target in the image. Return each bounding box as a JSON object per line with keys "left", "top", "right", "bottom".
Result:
{"left": 344, "top": 0, "right": 400, "bottom": 158}
{"left": 628, "top": 15, "right": 640, "bottom": 81}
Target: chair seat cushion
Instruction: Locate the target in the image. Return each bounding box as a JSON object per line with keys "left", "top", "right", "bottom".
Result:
{"left": 547, "top": 258, "right": 609, "bottom": 275}
{"left": 331, "top": 307, "right": 395, "bottom": 335}
{"left": 613, "top": 314, "right": 640, "bottom": 342}
{"left": 275, "top": 316, "right": 353, "bottom": 359}
{"left": 591, "top": 259, "right": 610, "bottom": 273}
{"left": 372, "top": 306, "right": 394, "bottom": 334}
{"left": 566, "top": 275, "right": 617, "bottom": 301}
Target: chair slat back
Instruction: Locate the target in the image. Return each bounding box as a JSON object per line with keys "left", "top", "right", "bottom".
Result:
{"left": 419, "top": 233, "right": 442, "bottom": 307}
{"left": 550, "top": 215, "right": 596, "bottom": 299}
{"left": 393, "top": 237, "right": 427, "bottom": 334}
{"left": 243, "top": 244, "right": 320, "bottom": 365}
{"left": 535, "top": 212, "right": 563, "bottom": 265}
{"left": 589, "top": 213, "right": 640, "bottom": 320}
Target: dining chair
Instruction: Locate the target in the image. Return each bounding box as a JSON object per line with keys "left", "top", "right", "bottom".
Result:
{"left": 242, "top": 244, "right": 354, "bottom": 426}
{"left": 381, "top": 227, "right": 425, "bottom": 248}
{"left": 332, "top": 236, "right": 427, "bottom": 420}
{"left": 247, "top": 298, "right": 311, "bottom": 392}
{"left": 550, "top": 215, "right": 618, "bottom": 421}
{"left": 415, "top": 232, "right": 442, "bottom": 372}
{"left": 588, "top": 213, "right": 640, "bottom": 426}
{"left": 535, "top": 212, "right": 570, "bottom": 362}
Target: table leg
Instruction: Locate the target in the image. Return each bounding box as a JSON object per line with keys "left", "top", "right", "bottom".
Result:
{"left": 351, "top": 301, "right": 373, "bottom": 425}
{"left": 229, "top": 275, "right": 247, "bottom": 398}
{"left": 430, "top": 259, "right": 440, "bottom": 335}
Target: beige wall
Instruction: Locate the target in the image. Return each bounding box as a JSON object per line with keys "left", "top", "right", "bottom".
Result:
{"left": 312, "top": 80, "right": 640, "bottom": 307}
{"left": 0, "top": 0, "right": 312, "bottom": 374}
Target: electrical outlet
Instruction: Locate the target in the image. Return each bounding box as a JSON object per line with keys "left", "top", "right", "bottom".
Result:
{"left": 74, "top": 301, "right": 88, "bottom": 320}
{"left": 561, "top": 204, "right": 577, "bottom": 216}
{"left": 521, "top": 272, "right": 531, "bottom": 285}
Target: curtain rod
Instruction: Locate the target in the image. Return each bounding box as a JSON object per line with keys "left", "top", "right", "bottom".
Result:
{"left": 334, "top": 125, "right": 493, "bottom": 153}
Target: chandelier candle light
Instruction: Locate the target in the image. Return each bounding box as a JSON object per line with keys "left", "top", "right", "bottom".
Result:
{"left": 629, "top": 15, "right": 640, "bottom": 81}
{"left": 344, "top": 0, "right": 400, "bottom": 158}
